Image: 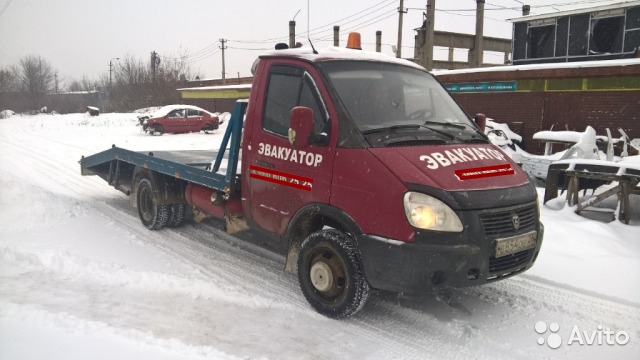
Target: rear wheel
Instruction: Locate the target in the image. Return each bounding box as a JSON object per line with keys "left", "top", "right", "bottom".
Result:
{"left": 167, "top": 203, "right": 186, "bottom": 227}
{"left": 136, "top": 178, "right": 169, "bottom": 230}
{"left": 201, "top": 123, "right": 217, "bottom": 133}
{"left": 297, "top": 229, "right": 370, "bottom": 318}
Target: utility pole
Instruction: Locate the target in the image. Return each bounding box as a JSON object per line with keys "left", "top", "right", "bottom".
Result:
{"left": 416, "top": 1, "right": 435, "bottom": 70}
{"left": 150, "top": 51, "right": 160, "bottom": 83}
{"left": 425, "top": 0, "right": 435, "bottom": 70}
{"left": 151, "top": 51, "right": 155, "bottom": 82}
{"left": 396, "top": 0, "right": 405, "bottom": 58}
{"left": 471, "top": 0, "right": 485, "bottom": 68}
{"left": 220, "top": 39, "right": 227, "bottom": 84}
{"left": 109, "top": 57, "right": 119, "bottom": 89}
{"left": 289, "top": 21, "right": 296, "bottom": 48}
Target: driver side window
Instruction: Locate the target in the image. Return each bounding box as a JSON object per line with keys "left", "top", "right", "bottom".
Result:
{"left": 262, "top": 65, "right": 329, "bottom": 142}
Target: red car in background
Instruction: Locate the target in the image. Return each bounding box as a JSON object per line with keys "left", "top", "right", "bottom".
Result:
{"left": 140, "top": 105, "right": 219, "bottom": 135}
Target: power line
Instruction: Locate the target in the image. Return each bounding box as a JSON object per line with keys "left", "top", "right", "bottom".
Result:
{"left": 407, "top": 6, "right": 519, "bottom": 11}
{"left": 315, "top": 9, "right": 398, "bottom": 41}
{"left": 227, "top": 45, "right": 273, "bottom": 51}
{"left": 0, "top": 0, "right": 13, "bottom": 17}
{"left": 307, "top": 0, "right": 397, "bottom": 36}
{"left": 339, "top": 9, "right": 398, "bottom": 34}
{"left": 229, "top": 0, "right": 397, "bottom": 45}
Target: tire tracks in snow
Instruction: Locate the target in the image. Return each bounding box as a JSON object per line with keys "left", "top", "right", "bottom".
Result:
{"left": 3, "top": 116, "right": 639, "bottom": 359}
{"left": 0, "top": 128, "right": 109, "bottom": 198}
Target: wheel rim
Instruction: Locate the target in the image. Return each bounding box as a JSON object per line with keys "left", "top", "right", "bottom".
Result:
{"left": 310, "top": 262, "right": 333, "bottom": 292}
{"left": 139, "top": 186, "right": 154, "bottom": 222}
{"left": 309, "top": 247, "right": 346, "bottom": 300}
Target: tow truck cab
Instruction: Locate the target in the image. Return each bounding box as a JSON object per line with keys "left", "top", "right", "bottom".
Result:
{"left": 241, "top": 45, "right": 543, "bottom": 304}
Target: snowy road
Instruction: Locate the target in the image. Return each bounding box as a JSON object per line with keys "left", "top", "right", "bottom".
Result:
{"left": 1, "top": 113, "right": 639, "bottom": 360}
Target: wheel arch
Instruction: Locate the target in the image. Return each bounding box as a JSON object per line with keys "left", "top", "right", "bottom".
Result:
{"left": 283, "top": 203, "right": 363, "bottom": 273}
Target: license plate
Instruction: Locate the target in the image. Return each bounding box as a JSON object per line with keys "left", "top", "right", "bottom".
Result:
{"left": 494, "top": 231, "right": 537, "bottom": 258}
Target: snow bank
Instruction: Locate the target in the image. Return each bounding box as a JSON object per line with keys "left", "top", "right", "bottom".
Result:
{"left": 0, "top": 110, "right": 15, "bottom": 119}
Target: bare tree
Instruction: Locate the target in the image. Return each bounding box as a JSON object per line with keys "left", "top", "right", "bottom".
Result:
{"left": 13, "top": 55, "right": 57, "bottom": 109}
{"left": 115, "top": 55, "right": 150, "bottom": 85}
{"left": 66, "top": 77, "right": 97, "bottom": 93}
{"left": 107, "top": 52, "right": 201, "bottom": 111}
{"left": 0, "top": 67, "right": 18, "bottom": 92}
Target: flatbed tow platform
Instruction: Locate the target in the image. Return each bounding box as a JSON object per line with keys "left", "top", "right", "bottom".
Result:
{"left": 80, "top": 101, "right": 247, "bottom": 197}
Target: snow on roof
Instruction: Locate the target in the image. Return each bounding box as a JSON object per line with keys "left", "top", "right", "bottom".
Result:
{"left": 177, "top": 84, "right": 252, "bottom": 92}
{"left": 149, "top": 104, "right": 213, "bottom": 118}
{"left": 509, "top": 0, "right": 640, "bottom": 23}
{"left": 553, "top": 156, "right": 640, "bottom": 172}
{"left": 260, "top": 46, "right": 425, "bottom": 71}
{"left": 432, "top": 58, "right": 640, "bottom": 76}
{"left": 533, "top": 129, "right": 608, "bottom": 143}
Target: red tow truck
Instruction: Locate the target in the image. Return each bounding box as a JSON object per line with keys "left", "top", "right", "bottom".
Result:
{"left": 80, "top": 34, "right": 544, "bottom": 318}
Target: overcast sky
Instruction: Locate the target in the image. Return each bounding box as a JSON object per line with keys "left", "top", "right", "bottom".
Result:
{"left": 0, "top": 0, "right": 624, "bottom": 86}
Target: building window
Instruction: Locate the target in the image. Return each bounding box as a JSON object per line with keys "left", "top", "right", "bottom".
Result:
{"left": 589, "top": 16, "right": 624, "bottom": 54}
{"left": 513, "top": 22, "right": 528, "bottom": 60}
{"left": 569, "top": 14, "right": 590, "bottom": 56}
{"left": 624, "top": 6, "right": 640, "bottom": 52}
{"left": 528, "top": 25, "right": 556, "bottom": 58}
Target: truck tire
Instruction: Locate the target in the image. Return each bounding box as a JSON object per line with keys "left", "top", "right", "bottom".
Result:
{"left": 167, "top": 203, "right": 186, "bottom": 227}
{"left": 136, "top": 178, "right": 169, "bottom": 230}
{"left": 297, "top": 229, "right": 370, "bottom": 318}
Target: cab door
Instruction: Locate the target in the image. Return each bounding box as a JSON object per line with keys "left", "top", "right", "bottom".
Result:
{"left": 247, "top": 63, "right": 335, "bottom": 236}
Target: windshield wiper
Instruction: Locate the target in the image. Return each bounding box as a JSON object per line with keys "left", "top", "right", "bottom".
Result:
{"left": 464, "top": 138, "right": 490, "bottom": 144}
{"left": 362, "top": 124, "right": 421, "bottom": 135}
{"left": 419, "top": 124, "right": 455, "bottom": 139}
{"left": 423, "top": 120, "right": 467, "bottom": 130}
{"left": 363, "top": 124, "right": 456, "bottom": 140}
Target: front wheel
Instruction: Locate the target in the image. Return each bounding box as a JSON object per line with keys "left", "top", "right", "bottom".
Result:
{"left": 297, "top": 229, "right": 370, "bottom": 318}
{"left": 152, "top": 124, "right": 164, "bottom": 135}
{"left": 136, "top": 178, "right": 169, "bottom": 230}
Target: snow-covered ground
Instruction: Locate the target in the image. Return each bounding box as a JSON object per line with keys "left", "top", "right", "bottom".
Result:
{"left": 1, "top": 112, "right": 639, "bottom": 360}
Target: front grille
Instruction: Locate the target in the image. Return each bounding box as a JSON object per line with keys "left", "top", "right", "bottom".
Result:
{"left": 480, "top": 205, "right": 536, "bottom": 237}
{"left": 489, "top": 249, "right": 533, "bottom": 273}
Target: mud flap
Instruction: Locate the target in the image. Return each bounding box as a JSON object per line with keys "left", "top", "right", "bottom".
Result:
{"left": 225, "top": 214, "right": 249, "bottom": 234}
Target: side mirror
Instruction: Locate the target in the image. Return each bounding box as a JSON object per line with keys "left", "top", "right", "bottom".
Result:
{"left": 289, "top": 106, "right": 314, "bottom": 149}
{"left": 474, "top": 113, "right": 486, "bottom": 133}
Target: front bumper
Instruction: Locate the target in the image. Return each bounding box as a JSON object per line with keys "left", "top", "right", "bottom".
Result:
{"left": 356, "top": 202, "right": 544, "bottom": 294}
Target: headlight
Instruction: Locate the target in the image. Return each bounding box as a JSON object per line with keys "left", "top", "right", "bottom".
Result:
{"left": 143, "top": 119, "right": 148, "bottom": 125}
{"left": 403, "top": 192, "right": 463, "bottom": 232}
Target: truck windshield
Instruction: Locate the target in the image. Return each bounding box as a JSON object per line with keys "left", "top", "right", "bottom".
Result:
{"left": 323, "top": 61, "right": 476, "bottom": 136}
